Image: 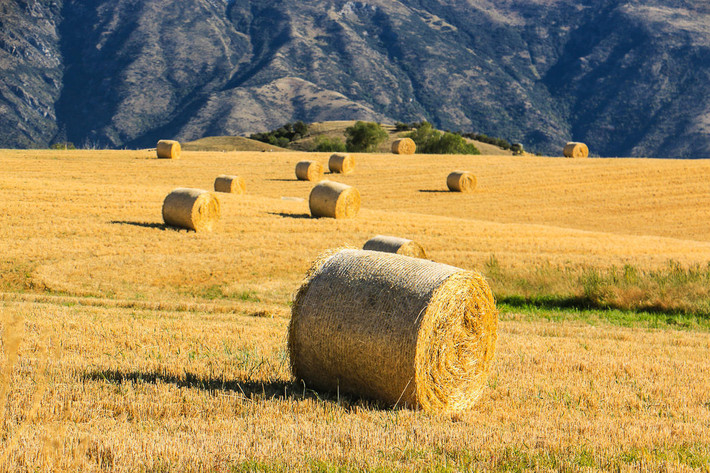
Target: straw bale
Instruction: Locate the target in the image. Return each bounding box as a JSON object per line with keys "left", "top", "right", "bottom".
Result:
{"left": 563, "top": 142, "right": 589, "bottom": 158}
{"left": 156, "top": 140, "right": 181, "bottom": 159}
{"left": 295, "top": 161, "right": 324, "bottom": 181}
{"left": 214, "top": 175, "right": 246, "bottom": 194}
{"left": 328, "top": 153, "right": 355, "bottom": 175}
{"left": 288, "top": 249, "right": 498, "bottom": 411}
{"left": 309, "top": 180, "right": 360, "bottom": 219}
{"left": 363, "top": 235, "right": 426, "bottom": 259}
{"left": 446, "top": 171, "right": 476, "bottom": 193}
{"left": 162, "top": 188, "right": 220, "bottom": 232}
{"left": 391, "top": 138, "right": 416, "bottom": 155}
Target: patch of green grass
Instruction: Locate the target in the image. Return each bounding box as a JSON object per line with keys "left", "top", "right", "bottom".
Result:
{"left": 499, "top": 301, "right": 710, "bottom": 331}
{"left": 0, "top": 259, "right": 36, "bottom": 292}
{"left": 486, "top": 256, "right": 710, "bottom": 324}
{"left": 198, "top": 284, "right": 226, "bottom": 300}
{"left": 193, "top": 285, "right": 261, "bottom": 303}
{"left": 224, "top": 444, "right": 710, "bottom": 472}
{"left": 616, "top": 445, "right": 710, "bottom": 470}
{"left": 230, "top": 461, "right": 285, "bottom": 473}
{"left": 237, "top": 290, "right": 261, "bottom": 303}
{"left": 230, "top": 461, "right": 398, "bottom": 473}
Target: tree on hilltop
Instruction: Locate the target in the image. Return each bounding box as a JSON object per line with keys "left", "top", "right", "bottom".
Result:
{"left": 345, "top": 121, "right": 388, "bottom": 152}
{"left": 407, "top": 122, "right": 479, "bottom": 155}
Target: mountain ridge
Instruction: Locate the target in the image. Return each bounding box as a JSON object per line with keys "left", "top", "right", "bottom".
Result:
{"left": 1, "top": 0, "right": 709, "bottom": 157}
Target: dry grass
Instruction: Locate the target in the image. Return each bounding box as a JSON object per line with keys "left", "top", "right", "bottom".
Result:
{"left": 0, "top": 301, "right": 708, "bottom": 471}
{"left": 1, "top": 148, "right": 710, "bottom": 470}
{"left": 182, "top": 136, "right": 291, "bottom": 152}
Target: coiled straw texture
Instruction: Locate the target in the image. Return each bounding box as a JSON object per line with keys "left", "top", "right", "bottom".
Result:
{"left": 295, "top": 161, "right": 324, "bottom": 181}
{"left": 309, "top": 181, "right": 360, "bottom": 219}
{"left": 288, "top": 249, "right": 498, "bottom": 411}
{"left": 156, "top": 140, "right": 181, "bottom": 159}
{"left": 214, "top": 175, "right": 246, "bottom": 194}
{"left": 328, "top": 153, "right": 355, "bottom": 175}
{"left": 446, "top": 171, "right": 476, "bottom": 193}
{"left": 391, "top": 138, "right": 416, "bottom": 155}
{"left": 363, "top": 235, "right": 426, "bottom": 259}
{"left": 162, "top": 188, "right": 220, "bottom": 232}
{"left": 563, "top": 142, "right": 589, "bottom": 158}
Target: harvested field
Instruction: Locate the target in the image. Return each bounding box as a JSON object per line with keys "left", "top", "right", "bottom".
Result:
{"left": 0, "top": 300, "right": 708, "bottom": 470}
{"left": 1, "top": 148, "right": 709, "bottom": 471}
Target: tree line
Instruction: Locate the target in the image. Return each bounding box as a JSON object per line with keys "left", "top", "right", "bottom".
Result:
{"left": 250, "top": 120, "right": 523, "bottom": 155}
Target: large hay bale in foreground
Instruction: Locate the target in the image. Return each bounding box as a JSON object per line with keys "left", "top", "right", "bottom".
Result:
{"left": 563, "top": 142, "right": 589, "bottom": 158}
{"left": 214, "top": 175, "right": 246, "bottom": 194}
{"left": 328, "top": 153, "right": 355, "bottom": 175}
{"left": 156, "top": 140, "right": 181, "bottom": 159}
{"left": 446, "top": 171, "right": 477, "bottom": 193}
{"left": 162, "top": 188, "right": 220, "bottom": 232}
{"left": 309, "top": 180, "right": 360, "bottom": 219}
{"left": 363, "top": 235, "right": 426, "bottom": 259}
{"left": 288, "top": 249, "right": 498, "bottom": 411}
{"left": 391, "top": 138, "right": 416, "bottom": 155}
{"left": 295, "top": 161, "right": 324, "bottom": 181}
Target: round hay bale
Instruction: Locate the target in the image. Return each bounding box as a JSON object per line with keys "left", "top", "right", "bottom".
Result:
{"left": 295, "top": 161, "right": 324, "bottom": 181}
{"left": 446, "top": 171, "right": 477, "bottom": 193}
{"left": 563, "top": 142, "right": 589, "bottom": 158}
{"left": 363, "top": 235, "right": 426, "bottom": 259}
{"left": 162, "top": 188, "right": 220, "bottom": 232}
{"left": 214, "top": 175, "right": 246, "bottom": 194}
{"left": 328, "top": 153, "right": 355, "bottom": 175}
{"left": 391, "top": 138, "right": 416, "bottom": 155}
{"left": 309, "top": 180, "right": 360, "bottom": 219}
{"left": 156, "top": 140, "right": 181, "bottom": 159}
{"left": 288, "top": 249, "right": 498, "bottom": 411}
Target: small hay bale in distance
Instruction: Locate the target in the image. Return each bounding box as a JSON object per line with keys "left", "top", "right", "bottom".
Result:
{"left": 214, "top": 175, "right": 246, "bottom": 194}
{"left": 363, "top": 235, "right": 426, "bottom": 259}
{"left": 563, "top": 142, "right": 589, "bottom": 158}
{"left": 288, "top": 249, "right": 498, "bottom": 411}
{"left": 156, "top": 140, "right": 181, "bottom": 159}
{"left": 162, "top": 188, "right": 220, "bottom": 232}
{"left": 391, "top": 137, "right": 416, "bottom": 155}
{"left": 446, "top": 171, "right": 477, "bottom": 193}
{"left": 295, "top": 160, "right": 324, "bottom": 181}
{"left": 309, "top": 180, "right": 360, "bottom": 219}
{"left": 328, "top": 153, "right": 355, "bottom": 175}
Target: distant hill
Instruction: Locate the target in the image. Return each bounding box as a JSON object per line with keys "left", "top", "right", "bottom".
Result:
{"left": 1, "top": 0, "right": 709, "bottom": 158}
{"left": 182, "top": 136, "right": 291, "bottom": 152}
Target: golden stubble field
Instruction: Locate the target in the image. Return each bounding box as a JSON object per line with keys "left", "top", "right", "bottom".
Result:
{"left": 1, "top": 149, "right": 710, "bottom": 471}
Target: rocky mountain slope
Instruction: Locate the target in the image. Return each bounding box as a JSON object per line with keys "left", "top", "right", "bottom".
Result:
{"left": 1, "top": 0, "right": 709, "bottom": 157}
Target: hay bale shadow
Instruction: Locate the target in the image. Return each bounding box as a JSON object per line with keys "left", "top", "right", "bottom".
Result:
{"left": 418, "top": 189, "right": 450, "bottom": 193}
{"left": 82, "top": 369, "right": 390, "bottom": 411}
{"left": 109, "top": 220, "right": 177, "bottom": 231}
{"left": 267, "top": 212, "right": 313, "bottom": 219}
